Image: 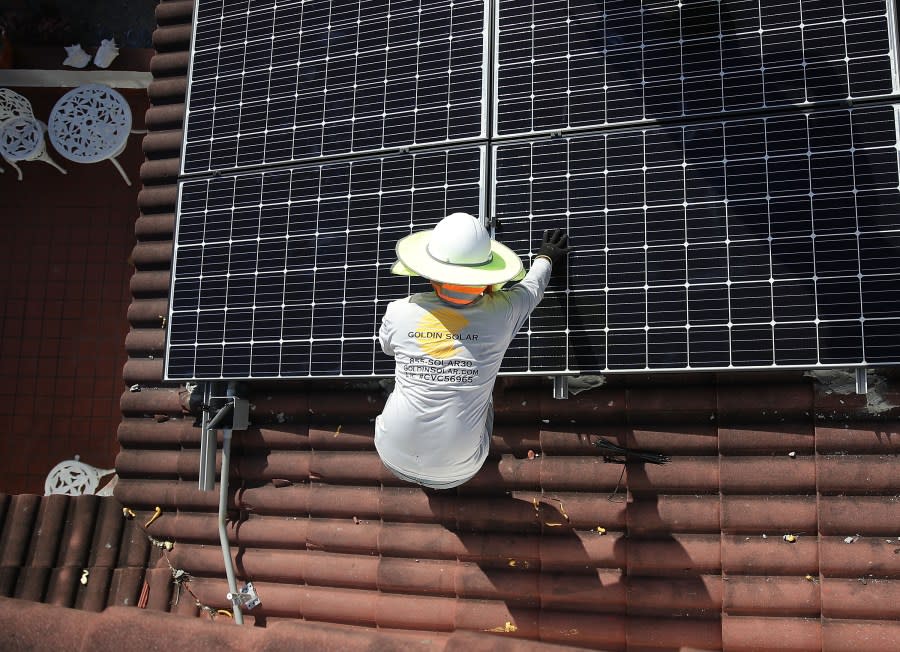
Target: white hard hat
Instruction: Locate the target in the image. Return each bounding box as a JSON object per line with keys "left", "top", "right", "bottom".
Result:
{"left": 390, "top": 212, "right": 524, "bottom": 285}
{"left": 426, "top": 212, "right": 493, "bottom": 265}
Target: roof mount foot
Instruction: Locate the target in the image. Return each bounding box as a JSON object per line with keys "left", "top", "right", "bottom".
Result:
{"left": 552, "top": 376, "right": 569, "bottom": 400}
{"left": 227, "top": 581, "right": 261, "bottom": 612}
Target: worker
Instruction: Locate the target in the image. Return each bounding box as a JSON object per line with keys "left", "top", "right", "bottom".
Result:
{"left": 375, "top": 212, "right": 571, "bottom": 489}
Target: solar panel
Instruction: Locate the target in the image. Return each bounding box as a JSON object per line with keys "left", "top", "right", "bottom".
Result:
{"left": 493, "top": 105, "right": 900, "bottom": 372}
{"left": 165, "top": 146, "right": 485, "bottom": 380}
{"left": 495, "top": 0, "right": 899, "bottom": 135}
{"left": 182, "top": 0, "right": 489, "bottom": 174}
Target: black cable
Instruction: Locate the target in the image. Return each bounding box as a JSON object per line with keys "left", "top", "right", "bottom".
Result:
{"left": 593, "top": 438, "right": 670, "bottom": 465}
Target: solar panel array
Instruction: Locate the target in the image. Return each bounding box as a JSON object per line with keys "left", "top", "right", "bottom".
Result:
{"left": 167, "top": 0, "right": 900, "bottom": 379}
{"left": 183, "top": 0, "right": 488, "bottom": 174}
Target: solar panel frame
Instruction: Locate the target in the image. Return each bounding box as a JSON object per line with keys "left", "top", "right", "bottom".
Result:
{"left": 180, "top": 0, "right": 492, "bottom": 176}
{"left": 165, "top": 144, "right": 487, "bottom": 381}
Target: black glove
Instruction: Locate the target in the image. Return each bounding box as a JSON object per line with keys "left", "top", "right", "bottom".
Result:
{"left": 536, "top": 228, "right": 571, "bottom": 267}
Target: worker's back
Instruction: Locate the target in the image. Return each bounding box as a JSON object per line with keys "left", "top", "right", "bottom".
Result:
{"left": 375, "top": 259, "right": 551, "bottom": 486}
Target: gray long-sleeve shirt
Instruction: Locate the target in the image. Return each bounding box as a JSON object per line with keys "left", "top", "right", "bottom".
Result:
{"left": 375, "top": 258, "right": 552, "bottom": 485}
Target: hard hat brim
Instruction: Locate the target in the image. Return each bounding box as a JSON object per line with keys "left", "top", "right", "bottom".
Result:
{"left": 392, "top": 229, "right": 524, "bottom": 285}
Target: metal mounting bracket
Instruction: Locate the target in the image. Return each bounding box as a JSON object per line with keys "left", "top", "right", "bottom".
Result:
{"left": 855, "top": 368, "right": 867, "bottom": 395}
{"left": 227, "top": 581, "right": 260, "bottom": 611}
{"left": 552, "top": 376, "right": 569, "bottom": 400}
{"left": 198, "top": 386, "right": 250, "bottom": 492}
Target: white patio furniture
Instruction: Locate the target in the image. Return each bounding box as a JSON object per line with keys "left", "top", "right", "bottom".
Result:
{"left": 44, "top": 457, "right": 117, "bottom": 496}
{"left": 48, "top": 83, "right": 136, "bottom": 185}
{"left": 0, "top": 87, "right": 33, "bottom": 122}
{"left": 0, "top": 87, "right": 38, "bottom": 175}
{"left": 0, "top": 115, "right": 67, "bottom": 180}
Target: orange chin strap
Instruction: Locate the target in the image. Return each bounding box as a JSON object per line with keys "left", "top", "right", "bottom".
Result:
{"left": 431, "top": 281, "right": 489, "bottom": 305}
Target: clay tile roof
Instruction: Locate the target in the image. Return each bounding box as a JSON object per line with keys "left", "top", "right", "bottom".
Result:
{"left": 3, "top": 1, "right": 900, "bottom": 649}
{"left": 0, "top": 495, "right": 149, "bottom": 610}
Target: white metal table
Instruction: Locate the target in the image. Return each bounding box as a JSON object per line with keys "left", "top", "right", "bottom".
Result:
{"left": 0, "top": 115, "right": 67, "bottom": 180}
{"left": 48, "top": 83, "right": 135, "bottom": 185}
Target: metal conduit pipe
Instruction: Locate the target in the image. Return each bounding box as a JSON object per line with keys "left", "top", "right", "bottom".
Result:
{"left": 219, "top": 382, "right": 243, "bottom": 624}
{"left": 198, "top": 383, "right": 213, "bottom": 491}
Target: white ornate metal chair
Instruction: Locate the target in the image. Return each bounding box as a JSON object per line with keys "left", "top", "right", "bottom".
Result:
{"left": 0, "top": 88, "right": 33, "bottom": 122}
{"left": 0, "top": 116, "right": 67, "bottom": 180}
{"left": 0, "top": 88, "right": 38, "bottom": 175}
{"left": 44, "top": 456, "right": 117, "bottom": 496}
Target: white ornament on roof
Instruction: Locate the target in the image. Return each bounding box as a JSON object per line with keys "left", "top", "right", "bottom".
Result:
{"left": 94, "top": 38, "right": 120, "bottom": 69}
{"left": 63, "top": 43, "right": 91, "bottom": 68}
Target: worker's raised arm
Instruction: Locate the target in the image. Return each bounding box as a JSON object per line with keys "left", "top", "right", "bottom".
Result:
{"left": 504, "top": 229, "right": 571, "bottom": 330}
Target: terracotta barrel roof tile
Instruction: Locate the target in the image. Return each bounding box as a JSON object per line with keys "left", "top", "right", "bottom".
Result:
{"left": 626, "top": 616, "right": 722, "bottom": 650}
{"left": 0, "top": 495, "right": 41, "bottom": 595}
{"left": 722, "top": 615, "right": 821, "bottom": 651}
{"left": 151, "top": 23, "right": 192, "bottom": 52}
{"left": 130, "top": 271, "right": 171, "bottom": 297}
{"left": 815, "top": 424, "right": 900, "bottom": 454}
{"left": 627, "top": 534, "right": 721, "bottom": 576}
{"left": 136, "top": 185, "right": 179, "bottom": 214}
{"left": 119, "top": 388, "right": 183, "bottom": 416}
{"left": 720, "top": 456, "right": 817, "bottom": 494}
{"left": 629, "top": 424, "right": 719, "bottom": 453}
{"left": 718, "top": 423, "right": 816, "bottom": 454}
{"left": 133, "top": 214, "right": 176, "bottom": 239}
{"left": 821, "top": 619, "right": 900, "bottom": 652}
{"left": 147, "top": 77, "right": 188, "bottom": 104}
{"left": 45, "top": 565, "right": 81, "bottom": 607}
{"left": 717, "top": 382, "right": 814, "bottom": 421}
{"left": 127, "top": 298, "right": 170, "bottom": 326}
{"left": 821, "top": 578, "right": 900, "bottom": 620}
{"left": 140, "top": 158, "right": 181, "bottom": 182}
{"left": 721, "top": 495, "right": 818, "bottom": 533}
{"left": 723, "top": 575, "right": 821, "bottom": 617}
{"left": 149, "top": 51, "right": 191, "bottom": 77}
{"left": 144, "top": 104, "right": 184, "bottom": 130}
{"left": 816, "top": 455, "right": 900, "bottom": 494}
{"left": 628, "top": 456, "right": 720, "bottom": 493}
{"left": 155, "top": 0, "right": 194, "bottom": 25}
{"left": 131, "top": 241, "right": 173, "bottom": 269}
{"left": 819, "top": 537, "right": 900, "bottom": 578}
{"left": 124, "top": 329, "right": 166, "bottom": 356}
{"left": 627, "top": 495, "right": 720, "bottom": 535}
{"left": 722, "top": 536, "right": 819, "bottom": 576}
{"left": 25, "top": 494, "right": 68, "bottom": 569}
{"left": 141, "top": 128, "right": 183, "bottom": 156}
{"left": 818, "top": 496, "right": 900, "bottom": 535}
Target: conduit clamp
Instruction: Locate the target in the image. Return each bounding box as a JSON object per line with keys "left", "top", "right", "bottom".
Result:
{"left": 226, "top": 581, "right": 260, "bottom": 611}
